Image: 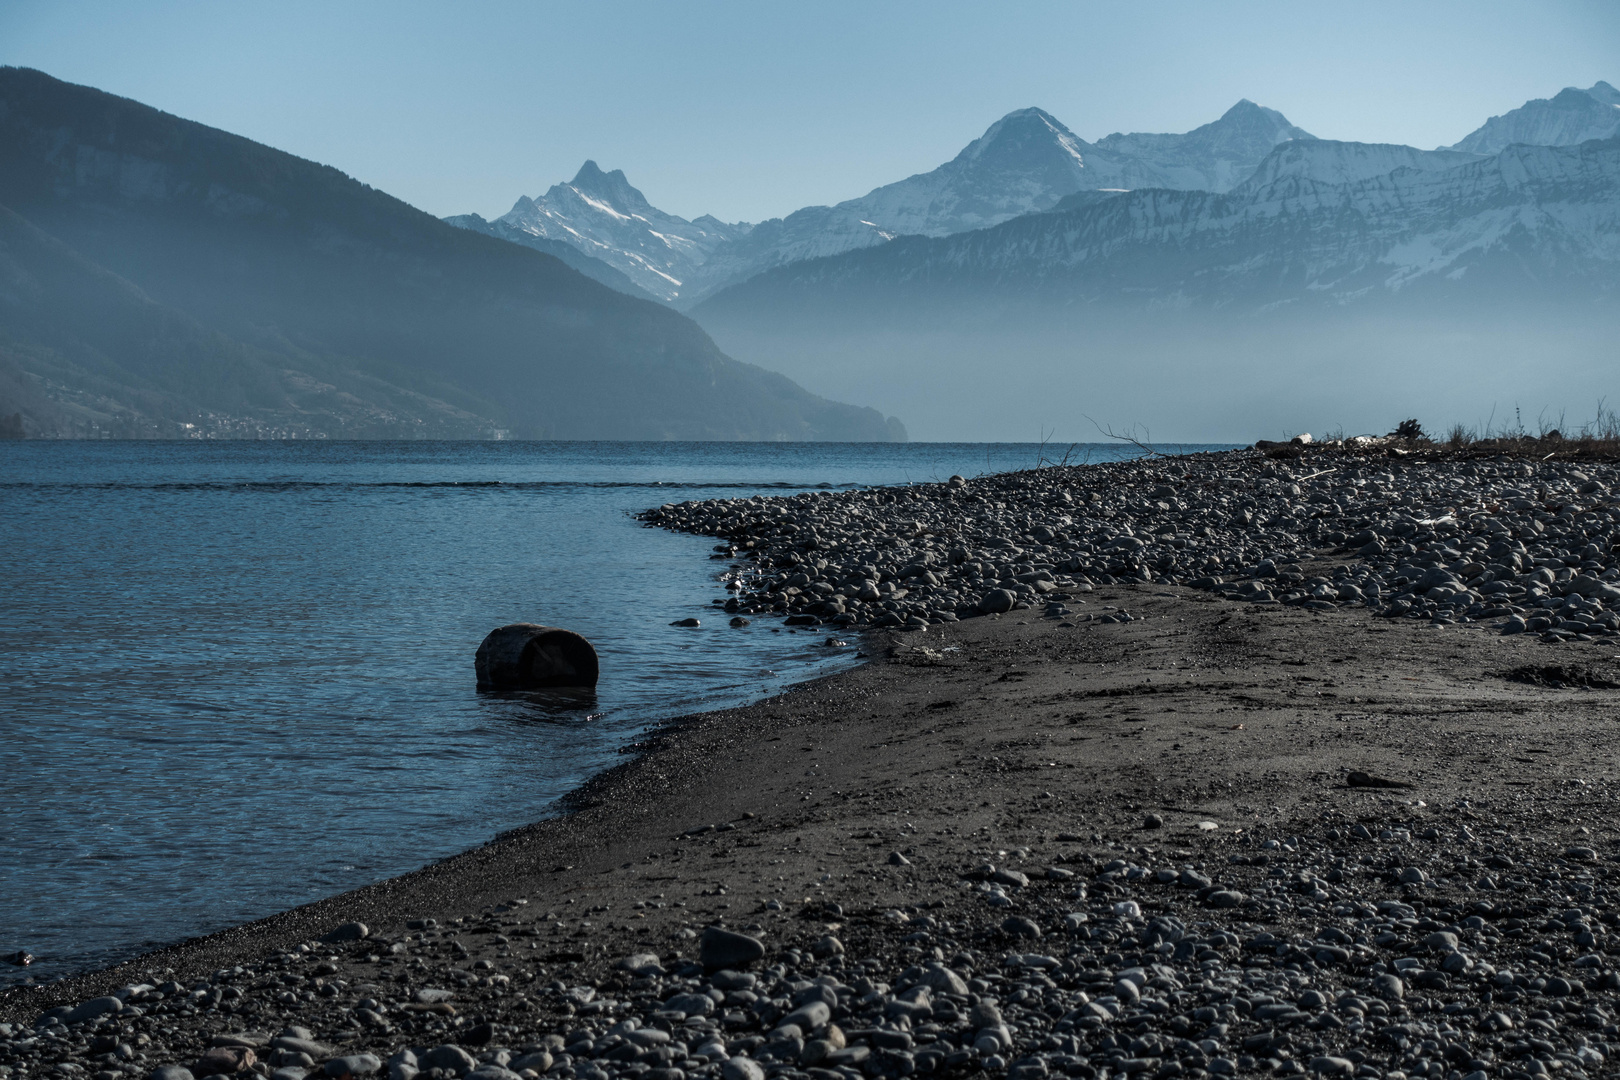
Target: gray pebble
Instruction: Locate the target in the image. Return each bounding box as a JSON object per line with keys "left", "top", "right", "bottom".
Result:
{"left": 420, "top": 1047, "right": 477, "bottom": 1074}
{"left": 699, "top": 926, "right": 764, "bottom": 970}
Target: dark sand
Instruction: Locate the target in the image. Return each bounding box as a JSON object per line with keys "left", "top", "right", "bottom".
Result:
{"left": 8, "top": 580, "right": 1616, "bottom": 1022}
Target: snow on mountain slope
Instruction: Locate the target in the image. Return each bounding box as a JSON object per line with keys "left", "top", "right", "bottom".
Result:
{"left": 450, "top": 102, "right": 1313, "bottom": 307}
{"left": 680, "top": 102, "right": 1313, "bottom": 304}
{"left": 1449, "top": 83, "right": 1620, "bottom": 154}
{"left": 678, "top": 107, "right": 1101, "bottom": 302}
{"left": 441, "top": 210, "right": 664, "bottom": 302}
{"left": 447, "top": 161, "right": 751, "bottom": 302}
{"left": 1230, "top": 139, "right": 1482, "bottom": 194}
{"left": 674, "top": 205, "right": 897, "bottom": 305}
{"left": 1085, "top": 99, "right": 1315, "bottom": 192}
{"left": 840, "top": 107, "right": 1093, "bottom": 236}
{"left": 693, "top": 137, "right": 1620, "bottom": 317}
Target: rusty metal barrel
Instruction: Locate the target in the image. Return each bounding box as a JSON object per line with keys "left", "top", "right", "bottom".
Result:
{"left": 475, "top": 624, "right": 599, "bottom": 690}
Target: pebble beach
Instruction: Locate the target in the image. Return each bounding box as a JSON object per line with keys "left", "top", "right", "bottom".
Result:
{"left": 644, "top": 442, "right": 1620, "bottom": 643}
{"left": 7, "top": 443, "right": 1620, "bottom": 1080}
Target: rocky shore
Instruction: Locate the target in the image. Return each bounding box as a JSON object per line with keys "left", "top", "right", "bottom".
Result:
{"left": 6, "top": 448, "right": 1620, "bottom": 1080}
{"left": 643, "top": 446, "right": 1620, "bottom": 644}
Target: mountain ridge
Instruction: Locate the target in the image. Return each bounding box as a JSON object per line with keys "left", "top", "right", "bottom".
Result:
{"left": 0, "top": 66, "right": 903, "bottom": 440}
{"left": 441, "top": 208, "right": 665, "bottom": 302}
{"left": 1448, "top": 82, "right": 1620, "bottom": 155}
{"left": 693, "top": 135, "right": 1620, "bottom": 317}
{"left": 447, "top": 99, "right": 1318, "bottom": 307}
{"left": 451, "top": 161, "right": 752, "bottom": 303}
{"left": 685, "top": 134, "right": 1620, "bottom": 440}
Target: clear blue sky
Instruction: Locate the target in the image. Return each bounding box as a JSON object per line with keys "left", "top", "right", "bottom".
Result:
{"left": 3, "top": 0, "right": 1617, "bottom": 224}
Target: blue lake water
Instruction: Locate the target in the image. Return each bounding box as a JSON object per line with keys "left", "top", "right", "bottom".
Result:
{"left": 0, "top": 440, "right": 1186, "bottom": 986}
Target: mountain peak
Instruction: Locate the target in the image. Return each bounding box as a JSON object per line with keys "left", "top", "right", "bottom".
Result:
{"left": 570, "top": 159, "right": 612, "bottom": 185}
{"left": 954, "top": 107, "right": 1085, "bottom": 167}
{"left": 1583, "top": 80, "right": 1620, "bottom": 106}
{"left": 566, "top": 160, "right": 650, "bottom": 212}
{"left": 1210, "top": 99, "right": 1313, "bottom": 140}
{"left": 1552, "top": 87, "right": 1600, "bottom": 106}
{"left": 1448, "top": 82, "right": 1620, "bottom": 153}
{"left": 999, "top": 106, "right": 1063, "bottom": 123}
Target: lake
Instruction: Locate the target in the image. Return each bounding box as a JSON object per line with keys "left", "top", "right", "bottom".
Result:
{"left": 0, "top": 439, "right": 1195, "bottom": 984}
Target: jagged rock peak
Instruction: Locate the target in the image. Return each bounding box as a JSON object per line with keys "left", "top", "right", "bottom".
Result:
{"left": 1199, "top": 99, "right": 1314, "bottom": 142}
{"left": 1447, "top": 82, "right": 1620, "bottom": 154}
{"left": 564, "top": 160, "right": 652, "bottom": 213}
{"left": 955, "top": 107, "right": 1087, "bottom": 164}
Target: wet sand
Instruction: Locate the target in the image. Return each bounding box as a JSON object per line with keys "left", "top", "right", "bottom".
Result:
{"left": 7, "top": 579, "right": 1616, "bottom": 1022}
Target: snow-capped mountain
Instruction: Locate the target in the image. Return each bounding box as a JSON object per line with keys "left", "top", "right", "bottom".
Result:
{"left": 690, "top": 135, "right": 1620, "bottom": 442}
{"left": 448, "top": 85, "right": 1618, "bottom": 314}
{"left": 694, "top": 136, "right": 1620, "bottom": 319}
{"left": 441, "top": 209, "right": 665, "bottom": 302}
{"left": 448, "top": 102, "right": 1314, "bottom": 306}
{"left": 1448, "top": 82, "right": 1620, "bottom": 154}
{"left": 826, "top": 107, "right": 1098, "bottom": 237}
{"left": 1230, "top": 139, "right": 1483, "bottom": 194}
{"left": 680, "top": 102, "right": 1315, "bottom": 304}
{"left": 679, "top": 107, "right": 1107, "bottom": 302}
{"left": 1084, "top": 99, "right": 1315, "bottom": 191}
{"left": 447, "top": 161, "right": 752, "bottom": 302}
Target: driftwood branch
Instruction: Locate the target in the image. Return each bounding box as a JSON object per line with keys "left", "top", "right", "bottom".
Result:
{"left": 1085, "top": 416, "right": 1180, "bottom": 459}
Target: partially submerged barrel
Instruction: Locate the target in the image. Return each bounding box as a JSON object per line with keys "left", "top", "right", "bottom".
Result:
{"left": 475, "top": 624, "right": 599, "bottom": 690}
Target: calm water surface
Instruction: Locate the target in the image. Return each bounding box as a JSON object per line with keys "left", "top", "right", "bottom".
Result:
{"left": 0, "top": 440, "right": 1186, "bottom": 985}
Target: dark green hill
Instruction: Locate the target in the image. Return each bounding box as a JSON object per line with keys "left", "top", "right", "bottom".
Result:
{"left": 0, "top": 202, "right": 499, "bottom": 437}
{"left": 0, "top": 67, "right": 901, "bottom": 440}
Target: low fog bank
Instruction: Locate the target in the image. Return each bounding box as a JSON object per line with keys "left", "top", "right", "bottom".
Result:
{"left": 699, "top": 305, "right": 1619, "bottom": 445}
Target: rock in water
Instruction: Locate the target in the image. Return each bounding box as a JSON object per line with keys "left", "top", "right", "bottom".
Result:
{"left": 700, "top": 926, "right": 765, "bottom": 969}
{"left": 475, "top": 624, "right": 599, "bottom": 690}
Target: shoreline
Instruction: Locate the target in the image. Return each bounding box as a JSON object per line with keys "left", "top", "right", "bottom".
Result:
{"left": 7, "top": 448, "right": 1620, "bottom": 1080}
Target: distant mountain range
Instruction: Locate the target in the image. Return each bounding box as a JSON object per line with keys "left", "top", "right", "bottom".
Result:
{"left": 0, "top": 67, "right": 902, "bottom": 440}
{"left": 1447, "top": 81, "right": 1620, "bottom": 155}
{"left": 444, "top": 161, "right": 744, "bottom": 304}
{"left": 6, "top": 67, "right": 1615, "bottom": 442}
{"left": 694, "top": 138, "right": 1620, "bottom": 322}
{"left": 675, "top": 83, "right": 1616, "bottom": 441}
{"left": 447, "top": 100, "right": 1316, "bottom": 305}
{"left": 448, "top": 84, "right": 1620, "bottom": 319}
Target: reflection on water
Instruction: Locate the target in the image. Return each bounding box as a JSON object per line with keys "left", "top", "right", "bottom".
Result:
{"left": 481, "top": 687, "right": 602, "bottom": 721}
